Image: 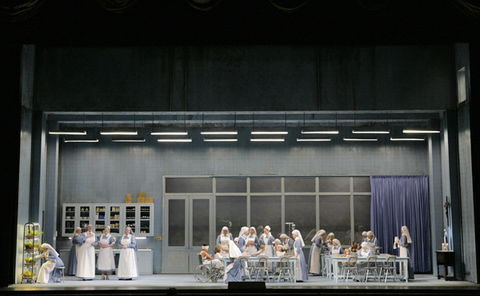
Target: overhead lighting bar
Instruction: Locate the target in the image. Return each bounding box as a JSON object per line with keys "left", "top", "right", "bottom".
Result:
{"left": 204, "top": 138, "right": 238, "bottom": 142}
{"left": 151, "top": 131, "right": 188, "bottom": 136}
{"left": 111, "top": 138, "right": 145, "bottom": 143}
{"left": 250, "top": 138, "right": 285, "bottom": 142}
{"left": 301, "top": 130, "right": 339, "bottom": 135}
{"left": 100, "top": 131, "right": 138, "bottom": 136}
{"left": 201, "top": 131, "right": 238, "bottom": 135}
{"left": 157, "top": 139, "right": 192, "bottom": 143}
{"left": 403, "top": 129, "right": 440, "bottom": 134}
{"left": 64, "top": 139, "right": 99, "bottom": 143}
{"left": 343, "top": 137, "right": 378, "bottom": 142}
{"left": 251, "top": 131, "right": 288, "bottom": 135}
{"left": 297, "top": 138, "right": 331, "bottom": 142}
{"left": 49, "top": 130, "right": 87, "bottom": 135}
{"left": 390, "top": 137, "right": 425, "bottom": 141}
{"left": 352, "top": 130, "right": 390, "bottom": 134}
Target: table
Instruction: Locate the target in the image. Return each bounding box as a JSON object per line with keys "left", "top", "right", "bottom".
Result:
{"left": 223, "top": 256, "right": 297, "bottom": 283}
{"left": 328, "top": 255, "right": 410, "bottom": 282}
{"left": 436, "top": 250, "right": 455, "bottom": 281}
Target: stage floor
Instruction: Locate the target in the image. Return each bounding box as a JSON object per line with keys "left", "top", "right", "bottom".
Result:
{"left": 6, "top": 274, "right": 480, "bottom": 292}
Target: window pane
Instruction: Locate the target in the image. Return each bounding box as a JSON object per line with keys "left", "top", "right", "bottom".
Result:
{"left": 216, "top": 196, "right": 247, "bottom": 238}
{"left": 250, "top": 177, "right": 281, "bottom": 193}
{"left": 353, "top": 195, "right": 371, "bottom": 243}
{"left": 318, "top": 177, "right": 350, "bottom": 192}
{"left": 165, "top": 178, "right": 212, "bottom": 193}
{"left": 192, "top": 199, "right": 210, "bottom": 246}
{"left": 250, "top": 196, "right": 282, "bottom": 238}
{"left": 319, "top": 195, "right": 350, "bottom": 246}
{"left": 168, "top": 199, "right": 185, "bottom": 246}
{"left": 284, "top": 177, "right": 315, "bottom": 192}
{"left": 285, "top": 196, "right": 316, "bottom": 242}
{"left": 216, "top": 178, "right": 247, "bottom": 193}
{"left": 353, "top": 177, "right": 371, "bottom": 192}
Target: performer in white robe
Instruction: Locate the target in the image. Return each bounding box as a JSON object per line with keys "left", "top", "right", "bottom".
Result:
{"left": 76, "top": 225, "right": 97, "bottom": 280}
{"left": 292, "top": 230, "right": 308, "bottom": 282}
{"left": 216, "top": 226, "right": 233, "bottom": 256}
{"left": 309, "top": 229, "right": 326, "bottom": 275}
{"left": 97, "top": 226, "right": 116, "bottom": 280}
{"left": 245, "top": 227, "right": 259, "bottom": 255}
{"left": 36, "top": 243, "right": 64, "bottom": 283}
{"left": 117, "top": 226, "right": 138, "bottom": 280}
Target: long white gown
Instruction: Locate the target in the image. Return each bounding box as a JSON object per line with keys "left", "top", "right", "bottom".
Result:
{"left": 117, "top": 235, "right": 138, "bottom": 279}
{"left": 76, "top": 234, "right": 96, "bottom": 279}
{"left": 245, "top": 235, "right": 258, "bottom": 255}
{"left": 97, "top": 234, "right": 116, "bottom": 271}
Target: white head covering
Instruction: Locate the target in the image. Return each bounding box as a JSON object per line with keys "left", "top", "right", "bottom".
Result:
{"left": 41, "top": 243, "right": 59, "bottom": 257}
{"left": 87, "top": 224, "right": 93, "bottom": 232}
{"left": 311, "top": 229, "right": 326, "bottom": 242}
{"left": 71, "top": 227, "right": 82, "bottom": 239}
{"left": 103, "top": 226, "right": 111, "bottom": 236}
{"left": 228, "top": 240, "right": 242, "bottom": 258}
{"left": 292, "top": 230, "right": 305, "bottom": 247}
{"left": 402, "top": 226, "right": 412, "bottom": 243}
{"left": 264, "top": 225, "right": 271, "bottom": 232}
{"left": 249, "top": 227, "right": 257, "bottom": 237}
{"left": 280, "top": 233, "right": 290, "bottom": 240}
{"left": 362, "top": 231, "right": 368, "bottom": 237}
{"left": 367, "top": 231, "right": 375, "bottom": 237}
{"left": 202, "top": 245, "right": 209, "bottom": 250}
{"left": 234, "top": 237, "right": 239, "bottom": 242}
{"left": 332, "top": 239, "right": 341, "bottom": 246}
{"left": 221, "top": 226, "right": 229, "bottom": 236}
{"left": 238, "top": 226, "right": 249, "bottom": 239}
{"left": 275, "top": 238, "right": 282, "bottom": 245}
{"left": 361, "top": 242, "right": 369, "bottom": 249}
{"left": 125, "top": 226, "right": 134, "bottom": 236}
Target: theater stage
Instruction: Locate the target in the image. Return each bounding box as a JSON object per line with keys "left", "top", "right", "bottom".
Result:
{"left": 4, "top": 274, "right": 480, "bottom": 296}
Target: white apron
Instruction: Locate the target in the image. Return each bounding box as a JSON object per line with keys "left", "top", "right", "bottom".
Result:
{"left": 37, "top": 259, "right": 55, "bottom": 283}
{"left": 294, "top": 241, "right": 303, "bottom": 281}
{"left": 220, "top": 235, "right": 230, "bottom": 256}
{"left": 97, "top": 234, "right": 115, "bottom": 271}
{"left": 245, "top": 235, "right": 257, "bottom": 255}
{"left": 77, "top": 234, "right": 96, "bottom": 278}
{"left": 117, "top": 236, "right": 137, "bottom": 278}
{"left": 309, "top": 244, "right": 321, "bottom": 274}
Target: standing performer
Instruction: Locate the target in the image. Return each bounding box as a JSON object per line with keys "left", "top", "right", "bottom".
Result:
{"left": 395, "top": 225, "right": 414, "bottom": 280}
{"left": 36, "top": 243, "right": 64, "bottom": 283}
{"left": 292, "top": 230, "right": 308, "bottom": 282}
{"left": 309, "top": 229, "right": 326, "bottom": 275}
{"left": 117, "top": 227, "right": 138, "bottom": 280}
{"left": 237, "top": 226, "right": 249, "bottom": 253}
{"left": 261, "top": 226, "right": 275, "bottom": 272}
{"left": 216, "top": 226, "right": 233, "bottom": 256}
{"left": 245, "top": 227, "right": 259, "bottom": 255}
{"left": 67, "top": 227, "right": 83, "bottom": 276}
{"left": 97, "top": 226, "right": 116, "bottom": 280}
{"left": 76, "top": 225, "right": 97, "bottom": 280}
{"left": 279, "top": 233, "right": 294, "bottom": 256}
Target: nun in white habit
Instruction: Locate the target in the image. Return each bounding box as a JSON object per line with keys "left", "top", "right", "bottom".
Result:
{"left": 292, "top": 230, "right": 308, "bottom": 281}
{"left": 309, "top": 229, "right": 326, "bottom": 275}
{"left": 237, "top": 226, "right": 249, "bottom": 253}
{"left": 223, "top": 240, "right": 246, "bottom": 283}
{"left": 67, "top": 227, "right": 84, "bottom": 276}
{"left": 216, "top": 226, "right": 233, "bottom": 256}
{"left": 117, "top": 226, "right": 138, "bottom": 280}
{"left": 36, "top": 243, "right": 64, "bottom": 283}
{"left": 245, "top": 227, "right": 259, "bottom": 255}
{"left": 97, "top": 226, "right": 116, "bottom": 280}
{"left": 76, "top": 225, "right": 97, "bottom": 280}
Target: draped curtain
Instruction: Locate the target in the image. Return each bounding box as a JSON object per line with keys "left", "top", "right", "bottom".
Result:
{"left": 370, "top": 175, "right": 431, "bottom": 273}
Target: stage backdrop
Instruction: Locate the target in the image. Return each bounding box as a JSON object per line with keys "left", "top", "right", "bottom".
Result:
{"left": 370, "top": 175, "right": 431, "bottom": 273}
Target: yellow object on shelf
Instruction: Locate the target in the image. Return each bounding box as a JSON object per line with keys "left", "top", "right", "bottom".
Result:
{"left": 125, "top": 194, "right": 132, "bottom": 203}
{"left": 139, "top": 192, "right": 146, "bottom": 198}
{"left": 145, "top": 197, "right": 154, "bottom": 203}
{"left": 137, "top": 196, "right": 145, "bottom": 203}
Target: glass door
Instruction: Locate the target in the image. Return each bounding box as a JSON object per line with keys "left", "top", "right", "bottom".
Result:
{"left": 163, "top": 195, "right": 213, "bottom": 273}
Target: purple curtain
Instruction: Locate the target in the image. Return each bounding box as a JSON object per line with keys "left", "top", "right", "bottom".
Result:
{"left": 370, "top": 175, "right": 431, "bottom": 273}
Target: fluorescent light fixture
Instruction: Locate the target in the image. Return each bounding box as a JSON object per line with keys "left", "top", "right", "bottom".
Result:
{"left": 151, "top": 131, "right": 188, "bottom": 136}
{"left": 250, "top": 138, "right": 285, "bottom": 142}
{"left": 296, "top": 138, "right": 331, "bottom": 142}
{"left": 251, "top": 131, "right": 288, "bottom": 135}
{"left": 135, "top": 237, "right": 147, "bottom": 240}
{"left": 403, "top": 129, "right": 440, "bottom": 134}
{"left": 352, "top": 130, "right": 390, "bottom": 134}
{"left": 49, "top": 131, "right": 87, "bottom": 135}
{"left": 201, "top": 131, "right": 238, "bottom": 135}
{"left": 343, "top": 137, "right": 378, "bottom": 142}
{"left": 301, "top": 130, "right": 339, "bottom": 135}
{"left": 111, "top": 138, "right": 145, "bottom": 143}
{"left": 157, "top": 139, "right": 192, "bottom": 143}
{"left": 64, "top": 139, "right": 99, "bottom": 143}
{"left": 204, "top": 138, "right": 238, "bottom": 142}
{"left": 100, "top": 131, "right": 138, "bottom": 136}
{"left": 390, "top": 137, "right": 425, "bottom": 141}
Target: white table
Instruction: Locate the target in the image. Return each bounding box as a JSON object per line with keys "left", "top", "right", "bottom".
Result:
{"left": 223, "top": 256, "right": 297, "bottom": 283}
{"left": 329, "top": 255, "right": 410, "bottom": 282}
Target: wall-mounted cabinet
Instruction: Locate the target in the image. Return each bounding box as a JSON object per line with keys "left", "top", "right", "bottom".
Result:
{"left": 62, "top": 203, "right": 154, "bottom": 237}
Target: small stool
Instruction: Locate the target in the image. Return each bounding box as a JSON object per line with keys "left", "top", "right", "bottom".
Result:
{"left": 53, "top": 266, "right": 65, "bottom": 283}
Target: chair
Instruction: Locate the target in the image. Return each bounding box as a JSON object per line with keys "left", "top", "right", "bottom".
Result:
{"left": 340, "top": 255, "right": 358, "bottom": 282}
{"left": 380, "top": 255, "right": 397, "bottom": 282}
{"left": 363, "top": 255, "right": 379, "bottom": 282}
{"left": 238, "top": 256, "right": 251, "bottom": 280}
{"left": 255, "top": 255, "right": 270, "bottom": 282}
{"left": 51, "top": 260, "right": 65, "bottom": 283}
{"left": 276, "top": 256, "right": 293, "bottom": 282}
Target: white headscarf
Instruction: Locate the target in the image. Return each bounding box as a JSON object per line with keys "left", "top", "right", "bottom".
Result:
{"left": 402, "top": 226, "right": 412, "bottom": 243}
{"left": 292, "top": 230, "right": 305, "bottom": 247}
{"left": 311, "top": 229, "right": 326, "bottom": 242}
{"left": 238, "top": 226, "right": 249, "bottom": 239}
{"left": 327, "top": 232, "right": 335, "bottom": 240}
{"left": 220, "top": 226, "right": 230, "bottom": 237}
{"left": 41, "top": 243, "right": 59, "bottom": 257}
{"left": 275, "top": 238, "right": 282, "bottom": 245}
{"left": 264, "top": 225, "right": 272, "bottom": 238}
{"left": 71, "top": 227, "right": 82, "bottom": 240}
{"left": 367, "top": 231, "right": 375, "bottom": 238}
{"left": 362, "top": 231, "right": 368, "bottom": 237}
{"left": 248, "top": 227, "right": 257, "bottom": 237}
{"left": 332, "top": 239, "right": 341, "bottom": 247}
{"left": 87, "top": 224, "right": 93, "bottom": 233}
{"left": 228, "top": 240, "right": 242, "bottom": 258}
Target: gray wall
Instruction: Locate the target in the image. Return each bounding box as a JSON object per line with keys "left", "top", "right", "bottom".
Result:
{"left": 55, "top": 126, "right": 430, "bottom": 273}
{"left": 34, "top": 45, "right": 455, "bottom": 111}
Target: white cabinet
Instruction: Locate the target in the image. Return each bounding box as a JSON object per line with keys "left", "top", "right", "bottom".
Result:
{"left": 62, "top": 203, "right": 154, "bottom": 237}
